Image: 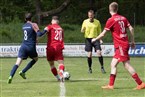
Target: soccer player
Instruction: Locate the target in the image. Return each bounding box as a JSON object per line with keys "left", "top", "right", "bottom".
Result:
{"left": 92, "top": 2, "right": 145, "bottom": 90}
{"left": 81, "top": 10, "right": 106, "bottom": 74}
{"left": 8, "top": 13, "right": 41, "bottom": 84}
{"left": 38, "top": 16, "right": 65, "bottom": 81}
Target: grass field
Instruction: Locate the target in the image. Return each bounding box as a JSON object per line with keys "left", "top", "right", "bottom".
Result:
{"left": 0, "top": 57, "right": 145, "bottom": 97}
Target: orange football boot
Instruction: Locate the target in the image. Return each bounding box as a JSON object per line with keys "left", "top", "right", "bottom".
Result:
{"left": 134, "top": 83, "right": 145, "bottom": 90}
{"left": 102, "top": 85, "right": 114, "bottom": 89}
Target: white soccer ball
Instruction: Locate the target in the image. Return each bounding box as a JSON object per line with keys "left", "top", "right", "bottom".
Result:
{"left": 63, "top": 71, "right": 70, "bottom": 80}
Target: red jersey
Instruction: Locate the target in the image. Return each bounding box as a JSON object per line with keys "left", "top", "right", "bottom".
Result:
{"left": 104, "top": 14, "right": 131, "bottom": 48}
{"left": 46, "top": 24, "right": 64, "bottom": 49}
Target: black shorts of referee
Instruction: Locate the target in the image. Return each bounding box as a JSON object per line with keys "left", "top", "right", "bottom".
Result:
{"left": 85, "top": 38, "right": 101, "bottom": 52}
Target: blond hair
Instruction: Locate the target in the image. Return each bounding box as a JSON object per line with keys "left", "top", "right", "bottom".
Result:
{"left": 109, "top": 2, "right": 118, "bottom": 12}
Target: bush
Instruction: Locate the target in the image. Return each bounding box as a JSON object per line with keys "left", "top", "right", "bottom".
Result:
{"left": 0, "top": 22, "right": 144, "bottom": 43}
{"left": 0, "top": 22, "right": 23, "bottom": 43}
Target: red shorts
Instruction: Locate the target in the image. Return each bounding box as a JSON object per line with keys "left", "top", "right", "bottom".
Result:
{"left": 113, "top": 45, "right": 130, "bottom": 62}
{"left": 46, "top": 45, "right": 64, "bottom": 61}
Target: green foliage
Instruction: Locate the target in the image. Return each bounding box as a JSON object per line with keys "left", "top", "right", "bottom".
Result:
{"left": 134, "top": 25, "right": 145, "bottom": 43}
{"left": 62, "top": 24, "right": 84, "bottom": 43}
{"left": 0, "top": 0, "right": 35, "bottom": 23}
{"left": 0, "top": 0, "right": 145, "bottom": 25}
{"left": 0, "top": 21, "right": 23, "bottom": 43}
{"left": 0, "top": 22, "right": 145, "bottom": 43}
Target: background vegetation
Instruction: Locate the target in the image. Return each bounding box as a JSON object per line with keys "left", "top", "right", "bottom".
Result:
{"left": 0, "top": 0, "right": 145, "bottom": 43}
{"left": 0, "top": 22, "right": 145, "bottom": 43}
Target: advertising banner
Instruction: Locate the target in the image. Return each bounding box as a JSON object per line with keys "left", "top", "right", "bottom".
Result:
{"left": 0, "top": 44, "right": 144, "bottom": 57}
{"left": 63, "top": 45, "right": 114, "bottom": 57}
{"left": 129, "top": 44, "right": 145, "bottom": 56}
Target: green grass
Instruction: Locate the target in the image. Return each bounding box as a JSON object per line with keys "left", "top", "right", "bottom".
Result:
{"left": 1, "top": 57, "right": 145, "bottom": 97}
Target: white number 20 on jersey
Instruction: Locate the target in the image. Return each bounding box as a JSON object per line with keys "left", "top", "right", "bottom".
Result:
{"left": 54, "top": 30, "right": 62, "bottom": 41}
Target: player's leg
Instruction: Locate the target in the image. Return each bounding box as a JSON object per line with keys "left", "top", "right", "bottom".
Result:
{"left": 8, "top": 45, "right": 27, "bottom": 84}
{"left": 123, "top": 60, "right": 145, "bottom": 90}
{"left": 102, "top": 47, "right": 121, "bottom": 89}
{"left": 8, "top": 57, "right": 23, "bottom": 84}
{"left": 48, "top": 61, "right": 60, "bottom": 81}
{"left": 55, "top": 46, "right": 65, "bottom": 81}
{"left": 96, "top": 49, "right": 106, "bottom": 73}
{"left": 21, "top": 57, "right": 38, "bottom": 73}
{"left": 19, "top": 57, "right": 38, "bottom": 79}
{"left": 94, "top": 40, "right": 106, "bottom": 73}
{"left": 46, "top": 46, "right": 60, "bottom": 80}
{"left": 87, "top": 52, "right": 92, "bottom": 73}
{"left": 102, "top": 58, "right": 119, "bottom": 89}
{"left": 57, "top": 60, "right": 65, "bottom": 79}
{"left": 85, "top": 38, "right": 93, "bottom": 73}
{"left": 102, "top": 47, "right": 122, "bottom": 88}
{"left": 19, "top": 46, "right": 38, "bottom": 79}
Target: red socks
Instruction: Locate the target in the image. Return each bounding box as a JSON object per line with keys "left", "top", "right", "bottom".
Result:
{"left": 51, "top": 64, "right": 65, "bottom": 77}
{"left": 51, "top": 67, "right": 58, "bottom": 76}
{"left": 132, "top": 73, "right": 142, "bottom": 85}
{"left": 59, "top": 64, "right": 65, "bottom": 71}
{"left": 109, "top": 74, "right": 116, "bottom": 86}
{"left": 108, "top": 73, "right": 142, "bottom": 86}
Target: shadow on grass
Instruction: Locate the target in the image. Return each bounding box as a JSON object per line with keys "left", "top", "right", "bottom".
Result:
{"left": 15, "top": 78, "right": 98, "bottom": 84}
{"left": 68, "top": 79, "right": 98, "bottom": 83}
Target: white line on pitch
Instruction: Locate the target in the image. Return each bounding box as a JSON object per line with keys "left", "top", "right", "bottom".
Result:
{"left": 59, "top": 82, "right": 66, "bottom": 97}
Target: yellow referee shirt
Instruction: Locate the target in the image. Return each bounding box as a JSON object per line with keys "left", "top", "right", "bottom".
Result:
{"left": 81, "top": 19, "right": 101, "bottom": 38}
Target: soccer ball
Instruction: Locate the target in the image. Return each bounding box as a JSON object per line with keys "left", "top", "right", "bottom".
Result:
{"left": 63, "top": 71, "right": 70, "bottom": 80}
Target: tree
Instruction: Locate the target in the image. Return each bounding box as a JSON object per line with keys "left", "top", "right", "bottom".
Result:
{"left": 34, "top": 0, "right": 70, "bottom": 24}
{"left": 34, "top": 0, "right": 42, "bottom": 25}
{"left": 88, "top": 0, "right": 95, "bottom": 11}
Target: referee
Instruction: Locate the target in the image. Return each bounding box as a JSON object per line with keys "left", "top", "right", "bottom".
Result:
{"left": 81, "top": 10, "right": 106, "bottom": 74}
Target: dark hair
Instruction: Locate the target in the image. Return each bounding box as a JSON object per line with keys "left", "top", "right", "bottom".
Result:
{"left": 25, "top": 13, "right": 32, "bottom": 21}
{"left": 88, "top": 10, "right": 95, "bottom": 14}
{"left": 52, "top": 16, "right": 59, "bottom": 20}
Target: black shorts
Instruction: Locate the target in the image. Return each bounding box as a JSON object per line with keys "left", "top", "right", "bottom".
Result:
{"left": 85, "top": 38, "right": 101, "bottom": 52}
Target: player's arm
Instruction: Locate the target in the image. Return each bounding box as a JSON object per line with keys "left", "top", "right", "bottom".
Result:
{"left": 32, "top": 23, "right": 40, "bottom": 32}
{"left": 81, "top": 21, "right": 86, "bottom": 33}
{"left": 128, "top": 25, "right": 135, "bottom": 49}
{"left": 98, "top": 21, "right": 103, "bottom": 44}
{"left": 37, "top": 27, "right": 48, "bottom": 37}
{"left": 100, "top": 39, "right": 103, "bottom": 44}
{"left": 31, "top": 23, "right": 47, "bottom": 37}
{"left": 92, "top": 29, "right": 107, "bottom": 43}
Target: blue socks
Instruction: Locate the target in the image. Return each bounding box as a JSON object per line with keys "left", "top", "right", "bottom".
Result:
{"left": 9, "top": 59, "right": 36, "bottom": 77}
{"left": 10, "top": 65, "right": 18, "bottom": 77}
{"left": 22, "top": 59, "right": 36, "bottom": 73}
